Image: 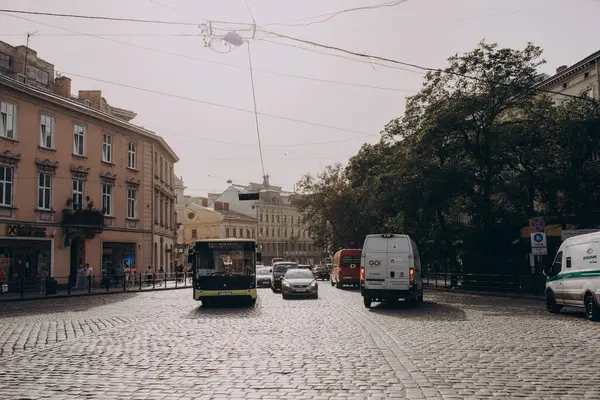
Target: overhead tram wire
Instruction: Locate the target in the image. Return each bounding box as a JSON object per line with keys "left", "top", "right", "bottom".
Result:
{"left": 259, "top": 30, "right": 600, "bottom": 102}
{"left": 0, "top": 14, "right": 420, "bottom": 94}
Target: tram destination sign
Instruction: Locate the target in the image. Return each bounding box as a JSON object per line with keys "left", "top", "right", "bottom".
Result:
{"left": 6, "top": 224, "right": 47, "bottom": 237}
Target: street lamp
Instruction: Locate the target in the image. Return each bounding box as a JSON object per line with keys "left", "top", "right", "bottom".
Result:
{"left": 198, "top": 23, "right": 267, "bottom": 184}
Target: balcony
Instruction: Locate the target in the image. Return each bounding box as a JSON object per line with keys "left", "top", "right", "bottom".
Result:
{"left": 61, "top": 207, "right": 106, "bottom": 239}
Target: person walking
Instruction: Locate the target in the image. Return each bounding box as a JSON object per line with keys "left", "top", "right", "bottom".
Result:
{"left": 76, "top": 264, "right": 85, "bottom": 290}
{"left": 85, "top": 263, "right": 93, "bottom": 290}
{"left": 158, "top": 266, "right": 165, "bottom": 287}
{"left": 146, "top": 265, "right": 153, "bottom": 286}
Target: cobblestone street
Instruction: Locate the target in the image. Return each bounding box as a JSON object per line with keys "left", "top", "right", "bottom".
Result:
{"left": 1, "top": 285, "right": 599, "bottom": 399}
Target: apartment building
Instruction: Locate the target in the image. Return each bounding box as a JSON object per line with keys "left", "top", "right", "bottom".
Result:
{"left": 536, "top": 50, "right": 599, "bottom": 101}
{"left": 0, "top": 41, "right": 178, "bottom": 286}
{"left": 208, "top": 176, "right": 323, "bottom": 265}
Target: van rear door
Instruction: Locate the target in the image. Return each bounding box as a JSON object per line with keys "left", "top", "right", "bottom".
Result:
{"left": 384, "top": 236, "right": 411, "bottom": 291}
{"left": 363, "top": 237, "right": 386, "bottom": 290}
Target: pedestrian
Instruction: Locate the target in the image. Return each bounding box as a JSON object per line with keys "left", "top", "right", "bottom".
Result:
{"left": 85, "top": 263, "right": 93, "bottom": 290}
{"left": 123, "top": 264, "right": 130, "bottom": 288}
{"left": 158, "top": 266, "right": 165, "bottom": 287}
{"left": 130, "top": 264, "right": 137, "bottom": 288}
{"left": 39, "top": 268, "right": 48, "bottom": 294}
{"left": 76, "top": 263, "right": 85, "bottom": 290}
{"left": 146, "top": 265, "right": 153, "bottom": 286}
{"left": 0, "top": 267, "right": 6, "bottom": 294}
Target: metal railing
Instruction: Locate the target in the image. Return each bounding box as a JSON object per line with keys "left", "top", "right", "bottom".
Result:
{"left": 0, "top": 272, "right": 193, "bottom": 300}
{"left": 422, "top": 272, "right": 546, "bottom": 295}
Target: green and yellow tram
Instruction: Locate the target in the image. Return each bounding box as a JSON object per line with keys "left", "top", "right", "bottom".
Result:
{"left": 188, "top": 239, "right": 259, "bottom": 306}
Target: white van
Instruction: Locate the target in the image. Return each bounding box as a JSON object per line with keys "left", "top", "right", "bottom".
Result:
{"left": 545, "top": 232, "right": 600, "bottom": 320}
{"left": 360, "top": 233, "right": 423, "bottom": 308}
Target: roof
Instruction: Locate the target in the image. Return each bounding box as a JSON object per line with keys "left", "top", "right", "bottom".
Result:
{"left": 214, "top": 208, "right": 257, "bottom": 223}
{"left": 536, "top": 49, "right": 600, "bottom": 90}
{"left": 0, "top": 74, "right": 179, "bottom": 162}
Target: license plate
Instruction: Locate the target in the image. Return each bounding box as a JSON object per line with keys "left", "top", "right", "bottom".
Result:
{"left": 218, "top": 292, "right": 232, "bottom": 296}
{"left": 295, "top": 289, "right": 307, "bottom": 292}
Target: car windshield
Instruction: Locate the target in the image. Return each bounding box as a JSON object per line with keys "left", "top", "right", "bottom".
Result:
{"left": 285, "top": 269, "right": 314, "bottom": 279}
{"left": 274, "top": 263, "right": 297, "bottom": 273}
{"left": 257, "top": 267, "right": 271, "bottom": 275}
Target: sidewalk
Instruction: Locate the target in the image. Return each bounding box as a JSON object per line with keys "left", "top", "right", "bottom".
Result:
{"left": 0, "top": 278, "right": 192, "bottom": 303}
{"left": 425, "top": 284, "right": 545, "bottom": 301}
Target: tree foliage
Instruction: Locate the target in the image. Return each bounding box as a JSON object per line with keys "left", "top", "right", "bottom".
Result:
{"left": 293, "top": 41, "right": 600, "bottom": 272}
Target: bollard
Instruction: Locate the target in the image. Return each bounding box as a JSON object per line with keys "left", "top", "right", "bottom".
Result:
{"left": 175, "top": 273, "right": 178, "bottom": 288}
{"left": 88, "top": 275, "right": 92, "bottom": 293}
{"left": 20, "top": 276, "right": 24, "bottom": 298}
{"left": 184, "top": 272, "right": 187, "bottom": 287}
{"left": 45, "top": 276, "right": 49, "bottom": 296}
{"left": 139, "top": 273, "right": 142, "bottom": 291}
{"left": 106, "top": 275, "right": 110, "bottom": 292}
{"left": 152, "top": 273, "right": 156, "bottom": 289}
{"left": 68, "top": 275, "right": 71, "bottom": 295}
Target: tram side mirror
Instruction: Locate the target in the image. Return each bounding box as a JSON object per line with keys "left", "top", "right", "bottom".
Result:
{"left": 188, "top": 251, "right": 195, "bottom": 263}
{"left": 256, "top": 252, "right": 262, "bottom": 263}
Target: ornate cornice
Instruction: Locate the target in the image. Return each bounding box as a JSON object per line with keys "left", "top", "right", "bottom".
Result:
{"left": 126, "top": 177, "right": 141, "bottom": 186}
{"left": 0, "top": 150, "right": 21, "bottom": 166}
{"left": 99, "top": 171, "right": 117, "bottom": 181}
{"left": 35, "top": 158, "right": 59, "bottom": 174}
{"left": 70, "top": 164, "right": 90, "bottom": 180}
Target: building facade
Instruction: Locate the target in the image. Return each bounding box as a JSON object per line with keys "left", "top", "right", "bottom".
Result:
{"left": 0, "top": 41, "right": 178, "bottom": 286}
{"left": 208, "top": 176, "right": 323, "bottom": 265}
{"left": 536, "top": 50, "right": 599, "bottom": 101}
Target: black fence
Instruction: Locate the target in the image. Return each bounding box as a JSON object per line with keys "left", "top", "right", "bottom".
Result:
{"left": 423, "top": 271, "right": 546, "bottom": 295}
{"left": 0, "top": 272, "right": 193, "bottom": 300}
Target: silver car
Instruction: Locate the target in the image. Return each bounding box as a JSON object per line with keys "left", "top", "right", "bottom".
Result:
{"left": 256, "top": 267, "right": 272, "bottom": 288}
{"left": 281, "top": 269, "right": 318, "bottom": 299}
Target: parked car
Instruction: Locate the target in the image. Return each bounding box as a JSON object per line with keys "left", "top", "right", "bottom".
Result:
{"left": 361, "top": 233, "right": 423, "bottom": 308}
{"left": 313, "top": 265, "right": 330, "bottom": 281}
{"left": 545, "top": 231, "right": 600, "bottom": 320}
{"left": 281, "top": 268, "right": 318, "bottom": 299}
{"left": 256, "top": 266, "right": 272, "bottom": 288}
{"left": 271, "top": 262, "right": 298, "bottom": 292}
{"left": 331, "top": 249, "right": 361, "bottom": 288}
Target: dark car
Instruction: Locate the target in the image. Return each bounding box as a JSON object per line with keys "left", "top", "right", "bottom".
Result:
{"left": 313, "top": 264, "right": 330, "bottom": 281}
{"left": 256, "top": 267, "right": 272, "bottom": 288}
{"left": 281, "top": 269, "right": 318, "bottom": 299}
{"left": 271, "top": 262, "right": 298, "bottom": 292}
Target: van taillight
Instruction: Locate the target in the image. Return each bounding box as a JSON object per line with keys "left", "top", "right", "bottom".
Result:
{"left": 409, "top": 267, "right": 414, "bottom": 283}
{"left": 360, "top": 267, "right": 365, "bottom": 283}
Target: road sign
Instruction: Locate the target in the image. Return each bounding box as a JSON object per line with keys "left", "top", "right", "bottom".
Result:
{"left": 530, "top": 217, "right": 545, "bottom": 232}
{"left": 531, "top": 232, "right": 547, "bottom": 248}
{"left": 532, "top": 247, "right": 548, "bottom": 255}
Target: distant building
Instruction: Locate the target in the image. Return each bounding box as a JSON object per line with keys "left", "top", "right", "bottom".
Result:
{"left": 535, "top": 50, "right": 599, "bottom": 101}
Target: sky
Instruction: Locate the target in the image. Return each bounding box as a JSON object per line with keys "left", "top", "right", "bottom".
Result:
{"left": 1, "top": 0, "right": 599, "bottom": 195}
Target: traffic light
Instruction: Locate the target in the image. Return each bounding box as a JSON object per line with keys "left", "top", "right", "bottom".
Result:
{"left": 239, "top": 192, "right": 259, "bottom": 201}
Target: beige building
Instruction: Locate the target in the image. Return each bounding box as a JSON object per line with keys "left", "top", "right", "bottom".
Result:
{"left": 536, "top": 50, "right": 599, "bottom": 101}
{"left": 208, "top": 176, "right": 323, "bottom": 265}
{"left": 0, "top": 40, "right": 178, "bottom": 287}
{"left": 181, "top": 202, "right": 222, "bottom": 243}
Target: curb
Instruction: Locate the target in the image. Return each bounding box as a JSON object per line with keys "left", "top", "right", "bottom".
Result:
{"left": 0, "top": 285, "right": 191, "bottom": 303}
{"left": 425, "top": 286, "right": 545, "bottom": 301}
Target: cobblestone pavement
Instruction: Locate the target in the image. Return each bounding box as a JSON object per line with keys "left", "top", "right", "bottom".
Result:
{"left": 1, "top": 284, "right": 600, "bottom": 399}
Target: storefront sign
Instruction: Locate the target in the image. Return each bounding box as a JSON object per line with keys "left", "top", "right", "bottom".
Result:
{"left": 6, "top": 224, "right": 47, "bottom": 237}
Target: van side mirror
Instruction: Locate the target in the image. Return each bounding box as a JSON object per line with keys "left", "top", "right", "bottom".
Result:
{"left": 566, "top": 257, "right": 572, "bottom": 269}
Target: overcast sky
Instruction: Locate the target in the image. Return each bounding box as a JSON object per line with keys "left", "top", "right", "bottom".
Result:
{"left": 1, "top": 0, "right": 599, "bottom": 195}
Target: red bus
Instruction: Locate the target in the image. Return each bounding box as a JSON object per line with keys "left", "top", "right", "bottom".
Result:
{"left": 331, "top": 249, "right": 361, "bottom": 288}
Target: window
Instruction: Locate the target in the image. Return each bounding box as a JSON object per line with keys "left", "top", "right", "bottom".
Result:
{"left": 169, "top": 164, "right": 172, "bottom": 186}
{"left": 259, "top": 214, "right": 263, "bottom": 222}
{"left": 0, "top": 53, "right": 9, "bottom": 70}
{"left": 160, "top": 156, "right": 163, "bottom": 180}
{"left": 291, "top": 229, "right": 294, "bottom": 237}
{"left": 191, "top": 229, "right": 197, "bottom": 239}
{"left": 102, "top": 133, "right": 113, "bottom": 163}
{"left": 260, "top": 228, "right": 264, "bottom": 236}
{"left": 127, "top": 187, "right": 138, "bottom": 219}
{"left": 284, "top": 229, "right": 287, "bottom": 237}
{"left": 284, "top": 216, "right": 287, "bottom": 224}
{"left": 551, "top": 251, "right": 563, "bottom": 276}
{"left": 277, "top": 215, "right": 280, "bottom": 223}
{"left": 0, "top": 166, "right": 14, "bottom": 206}
{"left": 251, "top": 229, "right": 255, "bottom": 238}
{"left": 73, "top": 125, "right": 85, "bottom": 155}
{"left": 154, "top": 191, "right": 158, "bottom": 223}
{"left": 225, "top": 228, "right": 230, "bottom": 237}
{"left": 562, "top": 82, "right": 568, "bottom": 89}
{"left": 272, "top": 228, "right": 275, "bottom": 237}
{"left": 38, "top": 173, "right": 52, "bottom": 210}
{"left": 36, "top": 69, "right": 49, "bottom": 85}
{"left": 154, "top": 152, "right": 158, "bottom": 176}
{"left": 291, "top": 216, "right": 294, "bottom": 225}
{"left": 72, "top": 179, "right": 84, "bottom": 209}
{"left": 101, "top": 183, "right": 113, "bottom": 216}
{"left": 1, "top": 101, "right": 16, "bottom": 139}
{"left": 246, "top": 229, "right": 250, "bottom": 238}
{"left": 233, "top": 228, "right": 237, "bottom": 238}
{"left": 582, "top": 88, "right": 593, "bottom": 98}
{"left": 584, "top": 72, "right": 590, "bottom": 79}
{"left": 265, "top": 214, "right": 269, "bottom": 223}
{"left": 160, "top": 195, "right": 164, "bottom": 225}
{"left": 40, "top": 115, "right": 54, "bottom": 149}
{"left": 128, "top": 142, "right": 137, "bottom": 169}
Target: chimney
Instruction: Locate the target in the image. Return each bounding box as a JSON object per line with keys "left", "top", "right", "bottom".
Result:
{"left": 54, "top": 76, "right": 72, "bottom": 98}
{"left": 201, "top": 198, "right": 208, "bottom": 207}
{"left": 556, "top": 65, "right": 568, "bottom": 74}
{"left": 223, "top": 202, "right": 230, "bottom": 211}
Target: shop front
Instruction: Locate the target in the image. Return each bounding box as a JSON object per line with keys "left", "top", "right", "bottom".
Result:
{"left": 102, "top": 242, "right": 136, "bottom": 279}
{"left": 0, "top": 223, "right": 53, "bottom": 292}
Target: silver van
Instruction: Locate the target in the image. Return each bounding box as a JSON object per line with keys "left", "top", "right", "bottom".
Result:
{"left": 360, "top": 233, "right": 423, "bottom": 308}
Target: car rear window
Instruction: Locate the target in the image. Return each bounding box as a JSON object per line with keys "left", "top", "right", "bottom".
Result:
{"left": 274, "top": 264, "right": 297, "bottom": 273}
{"left": 341, "top": 255, "right": 361, "bottom": 267}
